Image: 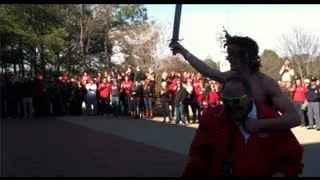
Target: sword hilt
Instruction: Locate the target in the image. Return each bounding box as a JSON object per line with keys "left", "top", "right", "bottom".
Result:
{"left": 169, "top": 38, "right": 183, "bottom": 55}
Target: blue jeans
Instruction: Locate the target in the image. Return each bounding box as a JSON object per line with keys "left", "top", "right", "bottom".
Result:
{"left": 175, "top": 103, "right": 185, "bottom": 124}
{"left": 111, "top": 96, "right": 120, "bottom": 116}
{"left": 144, "top": 98, "right": 152, "bottom": 110}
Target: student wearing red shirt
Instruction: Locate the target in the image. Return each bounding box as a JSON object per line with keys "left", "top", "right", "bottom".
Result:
{"left": 208, "top": 83, "right": 220, "bottom": 107}
{"left": 120, "top": 75, "right": 133, "bottom": 115}
{"left": 81, "top": 72, "right": 91, "bottom": 86}
{"left": 194, "top": 80, "right": 206, "bottom": 123}
{"left": 291, "top": 77, "right": 308, "bottom": 127}
{"left": 98, "top": 77, "right": 112, "bottom": 116}
{"left": 168, "top": 76, "right": 178, "bottom": 120}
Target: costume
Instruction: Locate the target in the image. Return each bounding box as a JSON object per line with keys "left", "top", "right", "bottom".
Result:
{"left": 183, "top": 101, "right": 304, "bottom": 177}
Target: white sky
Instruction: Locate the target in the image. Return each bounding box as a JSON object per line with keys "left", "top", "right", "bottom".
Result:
{"left": 145, "top": 4, "right": 320, "bottom": 62}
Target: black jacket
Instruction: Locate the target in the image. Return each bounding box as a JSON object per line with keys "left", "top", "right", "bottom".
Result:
{"left": 160, "top": 87, "right": 170, "bottom": 103}
{"left": 307, "top": 85, "right": 320, "bottom": 102}
{"left": 134, "top": 71, "right": 146, "bottom": 82}
{"left": 174, "top": 86, "right": 187, "bottom": 106}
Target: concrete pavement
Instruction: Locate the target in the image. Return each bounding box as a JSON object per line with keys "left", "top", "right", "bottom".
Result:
{"left": 59, "top": 115, "right": 320, "bottom": 177}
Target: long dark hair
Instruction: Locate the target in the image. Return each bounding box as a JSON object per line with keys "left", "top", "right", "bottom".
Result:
{"left": 224, "top": 36, "right": 262, "bottom": 73}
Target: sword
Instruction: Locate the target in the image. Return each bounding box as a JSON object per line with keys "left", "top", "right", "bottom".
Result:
{"left": 171, "top": 4, "right": 183, "bottom": 55}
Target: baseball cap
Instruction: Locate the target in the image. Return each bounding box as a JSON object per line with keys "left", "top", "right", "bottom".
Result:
{"left": 304, "top": 79, "right": 310, "bottom": 83}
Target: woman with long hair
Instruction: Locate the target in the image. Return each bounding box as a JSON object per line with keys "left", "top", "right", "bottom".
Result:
{"left": 130, "top": 81, "right": 141, "bottom": 118}
{"left": 143, "top": 81, "right": 153, "bottom": 119}
{"left": 160, "top": 81, "right": 171, "bottom": 123}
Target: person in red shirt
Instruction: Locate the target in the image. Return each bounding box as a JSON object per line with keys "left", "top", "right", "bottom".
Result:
{"left": 193, "top": 73, "right": 201, "bottom": 86}
{"left": 194, "top": 80, "right": 206, "bottom": 123}
{"left": 208, "top": 82, "right": 220, "bottom": 107}
{"left": 98, "top": 77, "right": 111, "bottom": 116}
{"left": 168, "top": 76, "right": 178, "bottom": 120}
{"left": 121, "top": 75, "right": 133, "bottom": 115}
{"left": 183, "top": 76, "right": 303, "bottom": 177}
{"left": 291, "top": 77, "right": 308, "bottom": 127}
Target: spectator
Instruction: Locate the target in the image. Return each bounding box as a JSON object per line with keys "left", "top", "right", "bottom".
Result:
{"left": 291, "top": 77, "right": 308, "bottom": 127}
{"left": 160, "top": 81, "right": 171, "bottom": 123}
{"left": 279, "top": 60, "right": 295, "bottom": 90}
{"left": 184, "top": 81, "right": 196, "bottom": 124}
{"left": 143, "top": 81, "right": 153, "bottom": 119}
{"left": 208, "top": 82, "right": 220, "bottom": 107}
{"left": 120, "top": 75, "right": 133, "bottom": 115}
{"left": 174, "top": 79, "right": 187, "bottom": 125}
{"left": 98, "top": 77, "right": 111, "bottom": 116}
{"left": 306, "top": 76, "right": 320, "bottom": 130}
{"left": 85, "top": 79, "right": 98, "bottom": 115}
{"left": 130, "top": 81, "right": 142, "bottom": 119}
{"left": 110, "top": 80, "right": 120, "bottom": 117}
{"left": 134, "top": 65, "right": 146, "bottom": 82}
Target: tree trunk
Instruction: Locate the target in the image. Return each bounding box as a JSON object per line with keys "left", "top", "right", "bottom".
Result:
{"left": 56, "top": 52, "right": 60, "bottom": 73}
{"left": 39, "top": 42, "right": 46, "bottom": 74}
{"left": 79, "top": 5, "right": 85, "bottom": 68}
{"left": 19, "top": 39, "right": 25, "bottom": 77}
{"left": 32, "top": 48, "right": 37, "bottom": 76}
{"left": 13, "top": 63, "right": 17, "bottom": 75}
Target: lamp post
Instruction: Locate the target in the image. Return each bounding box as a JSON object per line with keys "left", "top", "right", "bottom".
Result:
{"left": 215, "top": 32, "right": 230, "bottom": 72}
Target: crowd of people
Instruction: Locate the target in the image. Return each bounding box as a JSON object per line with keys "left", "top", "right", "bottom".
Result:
{"left": 0, "top": 65, "right": 222, "bottom": 126}
{"left": 1, "top": 60, "right": 319, "bottom": 130}
{"left": 278, "top": 60, "right": 320, "bottom": 130}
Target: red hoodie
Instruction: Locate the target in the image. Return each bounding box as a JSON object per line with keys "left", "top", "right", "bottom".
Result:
{"left": 168, "top": 78, "right": 178, "bottom": 99}
{"left": 98, "top": 82, "right": 111, "bottom": 98}
{"left": 208, "top": 90, "right": 219, "bottom": 105}
{"left": 183, "top": 102, "right": 303, "bottom": 177}
{"left": 121, "top": 80, "right": 133, "bottom": 96}
{"left": 292, "top": 84, "right": 307, "bottom": 102}
{"left": 81, "top": 75, "right": 91, "bottom": 85}
{"left": 194, "top": 85, "right": 205, "bottom": 102}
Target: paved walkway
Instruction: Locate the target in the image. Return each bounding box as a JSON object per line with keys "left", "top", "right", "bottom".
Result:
{"left": 1, "top": 115, "right": 319, "bottom": 177}
{"left": 1, "top": 118, "right": 187, "bottom": 177}
{"left": 60, "top": 115, "right": 320, "bottom": 177}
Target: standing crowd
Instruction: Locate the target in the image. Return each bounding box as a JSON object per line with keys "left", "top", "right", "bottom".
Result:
{"left": 279, "top": 60, "right": 320, "bottom": 130}
{"left": 2, "top": 60, "right": 319, "bottom": 130}
{"left": 0, "top": 65, "right": 222, "bottom": 126}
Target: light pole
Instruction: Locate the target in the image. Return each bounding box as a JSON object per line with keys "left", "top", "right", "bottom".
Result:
{"left": 215, "top": 32, "right": 230, "bottom": 72}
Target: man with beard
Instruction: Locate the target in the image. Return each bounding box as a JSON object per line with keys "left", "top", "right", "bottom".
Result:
{"left": 169, "top": 33, "right": 300, "bottom": 132}
{"left": 183, "top": 76, "right": 303, "bottom": 177}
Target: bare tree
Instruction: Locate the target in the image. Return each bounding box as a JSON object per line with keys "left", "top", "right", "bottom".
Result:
{"left": 277, "top": 27, "right": 320, "bottom": 79}
{"left": 116, "top": 21, "right": 159, "bottom": 70}
{"left": 153, "top": 21, "right": 172, "bottom": 70}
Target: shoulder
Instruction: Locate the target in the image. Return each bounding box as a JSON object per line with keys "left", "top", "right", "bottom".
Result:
{"left": 223, "top": 71, "right": 237, "bottom": 81}
{"left": 259, "top": 72, "right": 282, "bottom": 95}
{"left": 200, "top": 105, "right": 225, "bottom": 125}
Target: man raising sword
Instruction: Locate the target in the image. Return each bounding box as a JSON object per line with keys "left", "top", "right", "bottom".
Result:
{"left": 169, "top": 4, "right": 300, "bottom": 132}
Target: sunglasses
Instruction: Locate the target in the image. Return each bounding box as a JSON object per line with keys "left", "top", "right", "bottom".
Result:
{"left": 220, "top": 94, "right": 247, "bottom": 105}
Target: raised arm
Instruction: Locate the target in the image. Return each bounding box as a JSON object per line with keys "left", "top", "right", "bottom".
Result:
{"left": 169, "top": 41, "right": 227, "bottom": 83}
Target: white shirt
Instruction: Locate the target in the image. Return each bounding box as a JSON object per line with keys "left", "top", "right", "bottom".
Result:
{"left": 279, "top": 66, "right": 294, "bottom": 82}
{"left": 237, "top": 100, "right": 257, "bottom": 141}
{"left": 86, "top": 83, "right": 97, "bottom": 94}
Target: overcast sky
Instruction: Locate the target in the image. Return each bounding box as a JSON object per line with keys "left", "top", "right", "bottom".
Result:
{"left": 144, "top": 4, "right": 320, "bottom": 62}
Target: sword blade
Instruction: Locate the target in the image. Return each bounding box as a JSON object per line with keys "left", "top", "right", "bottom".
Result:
{"left": 172, "top": 4, "right": 182, "bottom": 41}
